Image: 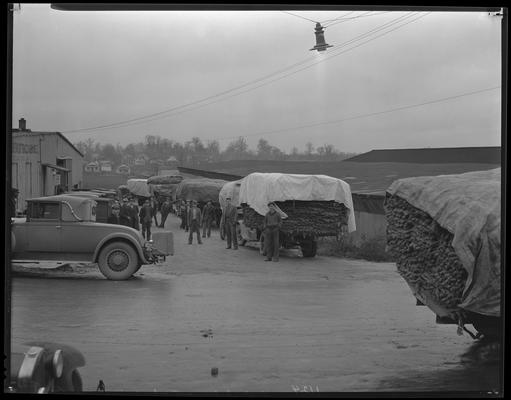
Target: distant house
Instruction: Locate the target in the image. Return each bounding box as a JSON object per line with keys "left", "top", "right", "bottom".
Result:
{"left": 166, "top": 156, "right": 179, "bottom": 169}
{"left": 84, "top": 161, "right": 100, "bottom": 173}
{"left": 134, "top": 155, "right": 147, "bottom": 166}
{"left": 99, "top": 161, "right": 112, "bottom": 173}
{"left": 116, "top": 164, "right": 131, "bottom": 175}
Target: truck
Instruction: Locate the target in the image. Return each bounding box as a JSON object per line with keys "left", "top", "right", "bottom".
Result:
{"left": 174, "top": 178, "right": 227, "bottom": 226}
{"left": 384, "top": 168, "right": 501, "bottom": 340}
{"left": 236, "top": 173, "right": 356, "bottom": 258}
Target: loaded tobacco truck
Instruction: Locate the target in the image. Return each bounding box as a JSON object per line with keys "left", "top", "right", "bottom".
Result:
{"left": 237, "top": 172, "right": 356, "bottom": 258}
{"left": 147, "top": 174, "right": 184, "bottom": 206}
{"left": 174, "top": 178, "right": 227, "bottom": 226}
{"left": 384, "top": 168, "right": 501, "bottom": 340}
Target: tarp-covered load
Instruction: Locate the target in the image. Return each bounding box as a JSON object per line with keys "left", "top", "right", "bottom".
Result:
{"left": 174, "top": 178, "right": 228, "bottom": 204}
{"left": 219, "top": 180, "right": 242, "bottom": 211}
{"left": 147, "top": 174, "right": 184, "bottom": 185}
{"left": 384, "top": 168, "right": 501, "bottom": 317}
{"left": 238, "top": 172, "right": 356, "bottom": 233}
{"left": 127, "top": 179, "right": 153, "bottom": 198}
{"left": 152, "top": 184, "right": 178, "bottom": 198}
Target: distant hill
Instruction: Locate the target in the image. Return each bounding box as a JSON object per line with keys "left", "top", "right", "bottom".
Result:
{"left": 203, "top": 159, "right": 500, "bottom": 193}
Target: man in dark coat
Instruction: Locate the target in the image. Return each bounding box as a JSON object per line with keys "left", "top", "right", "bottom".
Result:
{"left": 139, "top": 199, "right": 154, "bottom": 240}
{"left": 221, "top": 197, "right": 238, "bottom": 250}
{"left": 187, "top": 200, "right": 203, "bottom": 244}
{"left": 108, "top": 204, "right": 131, "bottom": 226}
{"left": 201, "top": 200, "right": 215, "bottom": 238}
{"left": 120, "top": 198, "right": 133, "bottom": 227}
{"left": 263, "top": 202, "right": 282, "bottom": 262}
{"left": 129, "top": 197, "right": 140, "bottom": 230}
{"left": 160, "top": 198, "right": 171, "bottom": 228}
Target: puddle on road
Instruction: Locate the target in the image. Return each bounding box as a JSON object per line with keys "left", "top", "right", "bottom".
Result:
{"left": 376, "top": 339, "right": 501, "bottom": 392}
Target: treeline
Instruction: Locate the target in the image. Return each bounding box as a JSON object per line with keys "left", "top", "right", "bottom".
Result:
{"left": 74, "top": 135, "right": 358, "bottom": 168}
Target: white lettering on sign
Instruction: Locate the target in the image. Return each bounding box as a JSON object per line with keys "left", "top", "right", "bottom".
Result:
{"left": 13, "top": 142, "right": 38, "bottom": 154}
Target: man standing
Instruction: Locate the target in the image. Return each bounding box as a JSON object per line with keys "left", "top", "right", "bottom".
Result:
{"left": 129, "top": 197, "right": 140, "bottom": 230}
{"left": 201, "top": 200, "right": 215, "bottom": 238}
{"left": 120, "top": 198, "right": 133, "bottom": 228}
{"left": 160, "top": 198, "right": 171, "bottom": 228}
{"left": 151, "top": 197, "right": 159, "bottom": 227}
{"left": 263, "top": 202, "right": 282, "bottom": 262}
{"left": 108, "top": 204, "right": 130, "bottom": 226}
{"left": 221, "top": 197, "right": 238, "bottom": 250}
{"left": 184, "top": 200, "right": 191, "bottom": 232}
{"left": 188, "top": 200, "right": 203, "bottom": 244}
{"left": 139, "top": 198, "right": 154, "bottom": 241}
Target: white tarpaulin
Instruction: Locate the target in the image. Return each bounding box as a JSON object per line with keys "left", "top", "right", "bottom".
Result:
{"left": 127, "top": 179, "right": 152, "bottom": 198}
{"left": 238, "top": 172, "right": 356, "bottom": 232}
{"left": 386, "top": 168, "right": 501, "bottom": 316}
{"left": 219, "top": 180, "right": 242, "bottom": 211}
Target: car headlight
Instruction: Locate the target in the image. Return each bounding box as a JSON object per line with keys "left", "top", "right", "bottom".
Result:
{"left": 52, "top": 350, "right": 63, "bottom": 379}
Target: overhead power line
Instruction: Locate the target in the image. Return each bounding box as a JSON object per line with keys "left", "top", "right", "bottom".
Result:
{"left": 64, "top": 12, "right": 424, "bottom": 135}
{"left": 281, "top": 10, "right": 318, "bottom": 23}
{"left": 214, "top": 86, "right": 502, "bottom": 142}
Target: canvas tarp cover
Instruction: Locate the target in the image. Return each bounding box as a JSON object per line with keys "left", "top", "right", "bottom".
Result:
{"left": 219, "top": 180, "right": 242, "bottom": 211}
{"left": 127, "top": 179, "right": 153, "bottom": 197}
{"left": 175, "top": 178, "right": 227, "bottom": 203}
{"left": 152, "top": 184, "right": 178, "bottom": 198}
{"left": 238, "top": 172, "right": 356, "bottom": 232}
{"left": 386, "top": 168, "right": 501, "bottom": 317}
{"left": 147, "top": 174, "right": 184, "bottom": 185}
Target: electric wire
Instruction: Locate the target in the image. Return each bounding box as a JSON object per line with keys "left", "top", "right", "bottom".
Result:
{"left": 281, "top": 10, "right": 319, "bottom": 23}
{"left": 64, "top": 12, "right": 421, "bottom": 135}
{"left": 214, "top": 86, "right": 501, "bottom": 142}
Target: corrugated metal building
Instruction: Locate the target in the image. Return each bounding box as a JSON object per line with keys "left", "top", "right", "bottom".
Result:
{"left": 11, "top": 118, "right": 84, "bottom": 213}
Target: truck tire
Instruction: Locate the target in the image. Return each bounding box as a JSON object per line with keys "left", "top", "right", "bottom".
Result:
{"left": 98, "top": 241, "right": 139, "bottom": 280}
{"left": 300, "top": 240, "right": 317, "bottom": 258}
{"left": 71, "top": 370, "right": 83, "bottom": 392}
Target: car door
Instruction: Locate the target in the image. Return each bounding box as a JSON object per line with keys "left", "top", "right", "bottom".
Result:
{"left": 25, "top": 201, "right": 61, "bottom": 253}
{"left": 59, "top": 201, "right": 98, "bottom": 255}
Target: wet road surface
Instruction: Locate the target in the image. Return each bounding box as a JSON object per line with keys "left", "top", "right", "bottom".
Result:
{"left": 8, "top": 215, "right": 501, "bottom": 393}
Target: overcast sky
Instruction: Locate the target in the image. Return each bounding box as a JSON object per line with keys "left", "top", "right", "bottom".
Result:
{"left": 12, "top": 5, "right": 502, "bottom": 154}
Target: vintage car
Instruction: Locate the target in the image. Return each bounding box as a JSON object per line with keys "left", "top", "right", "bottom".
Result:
{"left": 8, "top": 342, "right": 85, "bottom": 393}
{"left": 11, "top": 195, "right": 173, "bottom": 280}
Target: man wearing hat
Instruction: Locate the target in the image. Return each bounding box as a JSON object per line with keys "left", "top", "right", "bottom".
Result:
{"left": 221, "top": 197, "right": 238, "bottom": 250}
{"left": 263, "top": 202, "right": 282, "bottom": 262}
{"left": 139, "top": 198, "right": 154, "bottom": 240}
{"left": 188, "top": 200, "right": 203, "bottom": 244}
{"left": 108, "top": 203, "right": 130, "bottom": 226}
{"left": 201, "top": 200, "right": 215, "bottom": 238}
{"left": 120, "top": 197, "right": 133, "bottom": 227}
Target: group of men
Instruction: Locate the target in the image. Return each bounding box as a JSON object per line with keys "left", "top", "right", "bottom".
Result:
{"left": 108, "top": 196, "right": 173, "bottom": 241}
{"left": 220, "top": 197, "right": 282, "bottom": 262}
{"left": 107, "top": 194, "right": 283, "bottom": 262}
{"left": 178, "top": 199, "right": 217, "bottom": 244}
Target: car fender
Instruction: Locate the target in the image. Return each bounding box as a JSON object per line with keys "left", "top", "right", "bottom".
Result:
{"left": 93, "top": 233, "right": 148, "bottom": 264}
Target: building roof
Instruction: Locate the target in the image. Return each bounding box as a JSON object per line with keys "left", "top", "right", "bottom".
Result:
{"left": 201, "top": 159, "right": 500, "bottom": 193}
{"left": 344, "top": 146, "right": 501, "bottom": 164}
{"left": 12, "top": 130, "right": 84, "bottom": 158}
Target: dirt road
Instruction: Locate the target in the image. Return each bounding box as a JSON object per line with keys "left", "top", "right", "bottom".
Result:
{"left": 9, "top": 214, "right": 500, "bottom": 393}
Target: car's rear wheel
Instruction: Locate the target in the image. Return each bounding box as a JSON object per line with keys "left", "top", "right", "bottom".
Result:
{"left": 98, "top": 241, "right": 139, "bottom": 280}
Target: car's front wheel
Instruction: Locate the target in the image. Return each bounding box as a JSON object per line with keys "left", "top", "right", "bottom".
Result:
{"left": 98, "top": 241, "right": 139, "bottom": 280}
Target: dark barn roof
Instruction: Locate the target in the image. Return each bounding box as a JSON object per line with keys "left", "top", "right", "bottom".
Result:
{"left": 345, "top": 146, "right": 501, "bottom": 164}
